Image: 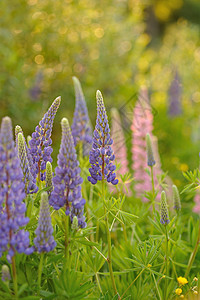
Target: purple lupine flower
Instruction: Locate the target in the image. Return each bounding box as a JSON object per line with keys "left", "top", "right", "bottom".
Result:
{"left": 34, "top": 191, "right": 56, "bottom": 252}
{"left": 0, "top": 117, "right": 33, "bottom": 262}
{"left": 17, "top": 132, "right": 38, "bottom": 194}
{"left": 88, "top": 90, "right": 118, "bottom": 186}
{"left": 168, "top": 70, "right": 182, "bottom": 117}
{"left": 15, "top": 125, "right": 37, "bottom": 179}
{"left": 71, "top": 77, "right": 92, "bottom": 155}
{"left": 29, "top": 96, "right": 61, "bottom": 181}
{"left": 160, "top": 191, "right": 170, "bottom": 225}
{"left": 49, "top": 118, "right": 86, "bottom": 228}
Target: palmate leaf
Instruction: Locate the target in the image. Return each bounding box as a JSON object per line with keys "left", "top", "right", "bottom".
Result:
{"left": 128, "top": 239, "right": 162, "bottom": 268}
{"left": 53, "top": 269, "right": 94, "bottom": 299}
{"left": 80, "top": 244, "right": 106, "bottom": 273}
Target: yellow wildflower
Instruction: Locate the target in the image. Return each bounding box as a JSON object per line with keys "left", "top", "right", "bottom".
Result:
{"left": 147, "top": 264, "right": 152, "bottom": 268}
{"left": 177, "top": 276, "right": 188, "bottom": 285}
{"left": 175, "top": 288, "right": 182, "bottom": 295}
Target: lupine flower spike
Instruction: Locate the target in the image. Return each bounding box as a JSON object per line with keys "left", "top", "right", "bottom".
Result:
{"left": 15, "top": 125, "right": 37, "bottom": 181}
{"left": 46, "top": 161, "right": 53, "bottom": 195}
{"left": 0, "top": 117, "right": 33, "bottom": 262}
{"left": 88, "top": 90, "right": 118, "bottom": 185}
{"left": 29, "top": 96, "right": 61, "bottom": 181}
{"left": 132, "top": 88, "right": 163, "bottom": 201}
{"left": 132, "top": 88, "right": 153, "bottom": 201}
{"left": 173, "top": 185, "right": 181, "bottom": 211}
{"left": 34, "top": 191, "right": 56, "bottom": 252}
{"left": 160, "top": 191, "right": 170, "bottom": 225}
{"left": 50, "top": 118, "right": 86, "bottom": 228}
{"left": 17, "top": 132, "right": 38, "bottom": 194}
{"left": 146, "top": 133, "right": 156, "bottom": 167}
{"left": 71, "top": 77, "right": 92, "bottom": 155}
{"left": 110, "top": 107, "right": 130, "bottom": 194}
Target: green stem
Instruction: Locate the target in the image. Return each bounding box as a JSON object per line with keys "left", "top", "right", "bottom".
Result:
{"left": 38, "top": 253, "right": 44, "bottom": 294}
{"left": 150, "top": 166, "right": 156, "bottom": 217}
{"left": 11, "top": 256, "right": 18, "bottom": 299}
{"left": 152, "top": 272, "right": 162, "bottom": 300}
{"left": 120, "top": 269, "right": 144, "bottom": 299}
{"left": 102, "top": 180, "right": 118, "bottom": 296}
{"left": 122, "top": 223, "right": 127, "bottom": 242}
{"left": 164, "top": 225, "right": 169, "bottom": 300}
{"left": 96, "top": 219, "right": 99, "bottom": 242}
{"left": 78, "top": 142, "right": 83, "bottom": 162}
{"left": 85, "top": 237, "right": 107, "bottom": 261}
{"left": 185, "top": 221, "right": 200, "bottom": 277}
{"left": 64, "top": 215, "right": 70, "bottom": 272}
{"left": 95, "top": 273, "right": 103, "bottom": 294}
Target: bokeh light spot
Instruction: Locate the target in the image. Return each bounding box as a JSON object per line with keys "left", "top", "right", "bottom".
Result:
{"left": 35, "top": 55, "right": 44, "bottom": 64}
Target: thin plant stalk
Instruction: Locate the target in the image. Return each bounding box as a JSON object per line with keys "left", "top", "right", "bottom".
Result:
{"left": 150, "top": 166, "right": 156, "bottom": 217}
{"left": 152, "top": 272, "right": 162, "bottom": 300}
{"left": 85, "top": 237, "right": 107, "bottom": 261}
{"left": 38, "top": 252, "right": 44, "bottom": 293}
{"left": 185, "top": 221, "right": 200, "bottom": 277}
{"left": 79, "top": 142, "right": 94, "bottom": 241}
{"left": 11, "top": 256, "right": 18, "bottom": 299}
{"left": 164, "top": 225, "right": 169, "bottom": 300}
{"left": 120, "top": 268, "right": 144, "bottom": 300}
{"left": 64, "top": 215, "right": 70, "bottom": 272}
{"left": 96, "top": 219, "right": 100, "bottom": 242}
{"left": 102, "top": 179, "right": 118, "bottom": 296}
{"left": 95, "top": 273, "right": 103, "bottom": 294}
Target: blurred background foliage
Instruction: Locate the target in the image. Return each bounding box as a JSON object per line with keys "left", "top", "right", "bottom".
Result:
{"left": 1, "top": 0, "right": 200, "bottom": 186}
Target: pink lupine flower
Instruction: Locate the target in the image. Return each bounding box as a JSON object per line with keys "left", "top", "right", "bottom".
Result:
{"left": 132, "top": 87, "right": 152, "bottom": 201}
{"left": 132, "top": 87, "right": 163, "bottom": 202}
{"left": 110, "top": 108, "right": 131, "bottom": 195}
{"left": 193, "top": 192, "right": 200, "bottom": 213}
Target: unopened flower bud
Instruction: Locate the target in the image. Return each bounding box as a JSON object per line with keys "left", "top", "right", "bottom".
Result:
{"left": 173, "top": 185, "right": 181, "bottom": 211}
{"left": 146, "top": 133, "right": 156, "bottom": 167}
{"left": 160, "top": 191, "right": 170, "bottom": 225}
{"left": 1, "top": 265, "right": 11, "bottom": 282}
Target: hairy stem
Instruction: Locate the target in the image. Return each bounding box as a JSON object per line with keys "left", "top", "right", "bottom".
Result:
{"left": 102, "top": 179, "right": 118, "bottom": 296}
{"left": 38, "top": 252, "right": 44, "bottom": 294}
{"left": 11, "top": 256, "right": 18, "bottom": 299}
{"left": 120, "top": 269, "right": 144, "bottom": 299}
{"left": 152, "top": 272, "right": 162, "bottom": 300}
{"left": 150, "top": 166, "right": 156, "bottom": 217}
{"left": 95, "top": 273, "right": 103, "bottom": 294}
{"left": 64, "top": 215, "right": 70, "bottom": 272}
{"left": 164, "top": 225, "right": 169, "bottom": 300}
